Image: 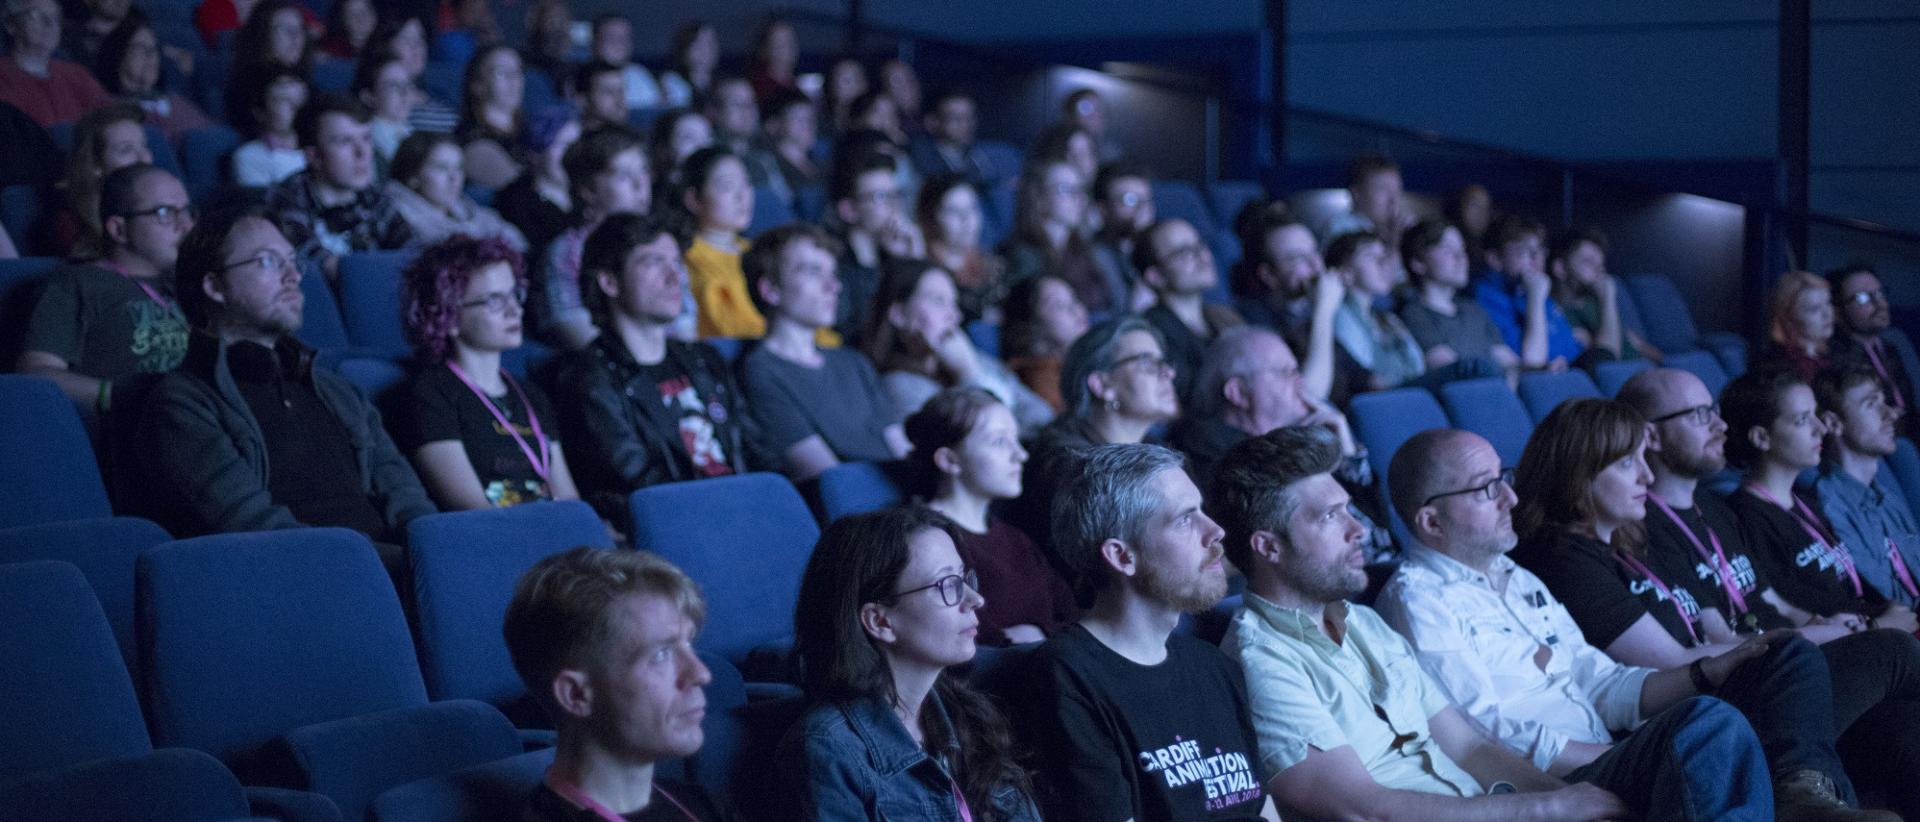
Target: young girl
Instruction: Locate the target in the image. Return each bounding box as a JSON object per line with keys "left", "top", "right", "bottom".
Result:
{"left": 229, "top": 69, "right": 308, "bottom": 188}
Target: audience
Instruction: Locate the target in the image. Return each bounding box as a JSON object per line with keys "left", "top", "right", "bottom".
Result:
{"left": 1025, "top": 121, "right": 1098, "bottom": 200}
{"left": 1016, "top": 443, "right": 1277, "bottom": 820}
{"left": 703, "top": 74, "right": 778, "bottom": 188}
{"left": 1811, "top": 363, "right": 1920, "bottom": 609}
{"left": 221, "top": 0, "right": 312, "bottom": 121}
{"left": 1509, "top": 395, "right": 1917, "bottom": 821}
{"left": 230, "top": 68, "right": 309, "bottom": 187}
{"left": 492, "top": 106, "right": 579, "bottom": 253}
{"left": 1089, "top": 161, "right": 1154, "bottom": 311}
{"left": 761, "top": 89, "right": 820, "bottom": 206}
{"left": 266, "top": 93, "right": 415, "bottom": 280}
{"left": 1398, "top": 218, "right": 1521, "bottom": 379}
{"left": 1060, "top": 88, "right": 1119, "bottom": 162}
{"left": 1474, "top": 215, "right": 1583, "bottom": 370}
{"left": 822, "top": 56, "right": 867, "bottom": 135}
{"left": 916, "top": 174, "right": 1005, "bottom": 323}
{"left": 676, "top": 146, "right": 763, "bottom": 338}
{"left": 503, "top": 547, "right": 725, "bottom": 821}
{"left": 395, "top": 235, "right": 576, "bottom": 510}
{"left": 1325, "top": 154, "right": 1414, "bottom": 253}
{"left": 0, "top": 0, "right": 111, "bottom": 127}
{"left": 745, "top": 16, "right": 798, "bottom": 103}
{"left": 50, "top": 102, "right": 151, "bottom": 257}
{"left": 315, "top": 0, "right": 375, "bottom": 60}
{"left": 780, "top": 507, "right": 1041, "bottom": 820}
{"left": 829, "top": 148, "right": 918, "bottom": 343}
{"left": 647, "top": 107, "right": 713, "bottom": 192}
{"left": 456, "top": 43, "right": 526, "bottom": 190}
{"left": 538, "top": 125, "right": 651, "bottom": 350}
{"left": 878, "top": 58, "right": 922, "bottom": 131}
{"left": 1327, "top": 230, "right": 1426, "bottom": 390}
{"left": 556, "top": 212, "right": 756, "bottom": 520}
{"left": 366, "top": 16, "right": 458, "bottom": 134}
{"left": 587, "top": 13, "right": 662, "bottom": 111}
{"left": 1826, "top": 262, "right": 1918, "bottom": 427}
{"left": 739, "top": 223, "right": 909, "bottom": 481}
{"left": 1136, "top": 216, "right": 1245, "bottom": 404}
{"left": 997, "top": 274, "right": 1088, "bottom": 413}
{"left": 1448, "top": 182, "right": 1495, "bottom": 256}
{"left": 908, "top": 388, "right": 1076, "bottom": 646}
{"left": 1172, "top": 326, "right": 1359, "bottom": 486}
{"left": 64, "top": 0, "right": 137, "bottom": 69}
{"left": 1002, "top": 157, "right": 1120, "bottom": 315}
{"left": 1231, "top": 204, "right": 1342, "bottom": 401}
{"left": 1547, "top": 226, "right": 1660, "bottom": 361}
{"left": 864, "top": 258, "right": 1052, "bottom": 432}
{"left": 138, "top": 205, "right": 433, "bottom": 546}
{"left": 571, "top": 59, "right": 627, "bottom": 134}
{"left": 1213, "top": 426, "right": 1752, "bottom": 822}
{"left": 385, "top": 131, "right": 527, "bottom": 250}
{"left": 94, "top": 15, "right": 213, "bottom": 141}
{"left": 1760, "top": 270, "right": 1837, "bottom": 383}
{"left": 657, "top": 19, "right": 717, "bottom": 108}
{"left": 19, "top": 163, "right": 191, "bottom": 407}
{"left": 351, "top": 51, "right": 415, "bottom": 166}
{"left": 909, "top": 90, "right": 995, "bottom": 188}
{"left": 520, "top": 0, "right": 574, "bottom": 93}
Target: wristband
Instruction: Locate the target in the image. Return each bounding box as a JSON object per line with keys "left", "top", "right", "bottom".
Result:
{"left": 96, "top": 379, "right": 111, "bottom": 413}
{"left": 1688, "top": 658, "right": 1715, "bottom": 694}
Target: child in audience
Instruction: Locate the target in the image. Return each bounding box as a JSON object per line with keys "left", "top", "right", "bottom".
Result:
{"left": 456, "top": 44, "right": 527, "bottom": 191}
{"left": 1548, "top": 226, "right": 1661, "bottom": 361}
{"left": 396, "top": 235, "right": 578, "bottom": 510}
{"left": 999, "top": 274, "right": 1089, "bottom": 414}
{"left": 779, "top": 506, "right": 1043, "bottom": 821}
{"left": 385, "top": 131, "right": 526, "bottom": 250}
{"left": 94, "top": 16, "right": 214, "bottom": 142}
{"left": 865, "top": 259, "right": 1053, "bottom": 432}
{"left": 51, "top": 102, "right": 151, "bottom": 257}
{"left": 229, "top": 69, "right": 309, "bottom": 188}
{"left": 1398, "top": 218, "right": 1520, "bottom": 379}
{"left": 908, "top": 388, "right": 1077, "bottom": 645}
{"left": 918, "top": 174, "right": 1006, "bottom": 323}
{"left": 1759, "top": 270, "right": 1834, "bottom": 383}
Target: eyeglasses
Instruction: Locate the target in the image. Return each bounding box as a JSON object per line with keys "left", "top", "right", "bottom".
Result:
{"left": 123, "top": 204, "right": 195, "bottom": 227}
{"left": 1649, "top": 402, "right": 1720, "bottom": 427}
{"left": 1159, "top": 242, "right": 1206, "bottom": 268}
{"left": 1847, "top": 290, "right": 1887, "bottom": 306}
{"left": 1049, "top": 183, "right": 1088, "bottom": 198}
{"left": 885, "top": 568, "right": 979, "bottom": 608}
{"left": 220, "top": 248, "right": 296, "bottom": 275}
{"left": 1107, "top": 352, "right": 1174, "bottom": 376}
{"left": 1116, "top": 191, "right": 1144, "bottom": 208}
{"left": 459, "top": 284, "right": 528, "bottom": 314}
{"left": 1422, "top": 467, "right": 1515, "bottom": 507}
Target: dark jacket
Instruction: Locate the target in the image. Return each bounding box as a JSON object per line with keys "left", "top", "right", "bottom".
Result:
{"left": 775, "top": 693, "right": 1041, "bottom": 822}
{"left": 134, "top": 332, "right": 434, "bottom": 538}
{"left": 555, "top": 335, "right": 761, "bottom": 520}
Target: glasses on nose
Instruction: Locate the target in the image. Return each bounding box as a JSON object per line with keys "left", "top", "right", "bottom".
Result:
{"left": 219, "top": 249, "right": 296, "bottom": 275}
{"left": 885, "top": 568, "right": 979, "bottom": 608}
{"left": 1649, "top": 402, "right": 1720, "bottom": 427}
{"left": 1423, "top": 467, "right": 1515, "bottom": 507}
{"left": 1108, "top": 352, "right": 1174, "bottom": 377}
{"left": 858, "top": 189, "right": 902, "bottom": 205}
{"left": 123, "top": 203, "right": 195, "bottom": 227}
{"left": 1050, "top": 183, "right": 1088, "bottom": 198}
{"left": 459, "top": 285, "right": 528, "bottom": 315}
{"left": 1160, "top": 243, "right": 1206, "bottom": 267}
{"left": 1116, "top": 191, "right": 1143, "bottom": 208}
{"left": 1848, "top": 290, "right": 1887, "bottom": 306}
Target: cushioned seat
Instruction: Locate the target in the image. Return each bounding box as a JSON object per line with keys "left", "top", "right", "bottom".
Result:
{"left": 815, "top": 461, "right": 907, "bottom": 523}
{"left": 1593, "top": 358, "right": 1653, "bottom": 397}
{"left": 338, "top": 250, "right": 418, "bottom": 359}
{"left": 1437, "top": 377, "right": 1534, "bottom": 468}
{"left": 0, "top": 375, "right": 112, "bottom": 528}
{"left": 1516, "top": 370, "right": 1602, "bottom": 423}
{"left": 1350, "top": 388, "right": 1451, "bottom": 549}
{"left": 0, "top": 516, "right": 170, "bottom": 677}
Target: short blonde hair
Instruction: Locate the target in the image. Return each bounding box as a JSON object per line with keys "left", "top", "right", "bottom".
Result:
{"left": 1768, "top": 270, "right": 1830, "bottom": 354}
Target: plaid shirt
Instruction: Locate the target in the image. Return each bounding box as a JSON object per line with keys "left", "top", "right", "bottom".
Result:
{"left": 265, "top": 171, "right": 415, "bottom": 276}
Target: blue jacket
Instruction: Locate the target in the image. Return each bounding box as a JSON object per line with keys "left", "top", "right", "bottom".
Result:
{"left": 1472, "top": 272, "right": 1585, "bottom": 363}
{"left": 775, "top": 692, "right": 1041, "bottom": 822}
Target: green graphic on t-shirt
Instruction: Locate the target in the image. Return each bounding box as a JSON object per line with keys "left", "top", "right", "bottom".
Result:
{"left": 126, "top": 298, "right": 190, "bottom": 372}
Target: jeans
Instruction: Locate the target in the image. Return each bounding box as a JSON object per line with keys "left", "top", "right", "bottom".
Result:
{"left": 1708, "top": 633, "right": 1855, "bottom": 798}
{"left": 1566, "top": 696, "right": 1772, "bottom": 822}
{"left": 1827, "top": 629, "right": 1920, "bottom": 819}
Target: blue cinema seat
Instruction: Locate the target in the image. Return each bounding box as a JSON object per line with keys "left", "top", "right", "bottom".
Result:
{"left": 338, "top": 250, "right": 418, "bottom": 359}
{"left": 0, "top": 375, "right": 112, "bottom": 528}
{"left": 815, "top": 461, "right": 907, "bottom": 523}
{"left": 0, "top": 516, "right": 171, "bottom": 678}
{"left": 1516, "top": 370, "right": 1602, "bottom": 424}
{"left": 1438, "top": 377, "right": 1534, "bottom": 468}
{"left": 1662, "top": 349, "right": 1732, "bottom": 398}
{"left": 1350, "top": 388, "right": 1451, "bottom": 548}
{"left": 1593, "top": 358, "right": 1654, "bottom": 397}
{"left": 1622, "top": 274, "right": 1747, "bottom": 377}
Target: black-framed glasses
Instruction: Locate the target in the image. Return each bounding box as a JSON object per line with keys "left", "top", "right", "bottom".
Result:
{"left": 1847, "top": 289, "right": 1887, "bottom": 306}
{"left": 1160, "top": 242, "right": 1206, "bottom": 268}
{"left": 885, "top": 569, "right": 979, "bottom": 607}
{"left": 1650, "top": 402, "right": 1720, "bottom": 427}
{"left": 459, "top": 284, "right": 529, "bottom": 314}
{"left": 123, "top": 204, "right": 195, "bottom": 226}
{"left": 1107, "top": 352, "right": 1174, "bottom": 376}
{"left": 219, "top": 248, "right": 296, "bottom": 275}
{"left": 1423, "top": 467, "right": 1515, "bottom": 507}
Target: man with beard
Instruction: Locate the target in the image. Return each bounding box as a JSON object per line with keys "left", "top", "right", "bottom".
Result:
{"left": 1015, "top": 443, "right": 1279, "bottom": 821}
{"left": 1812, "top": 364, "right": 1920, "bottom": 609}
{"left": 1231, "top": 206, "right": 1343, "bottom": 403}
{"left": 136, "top": 205, "right": 432, "bottom": 547}
{"left": 1826, "top": 263, "right": 1919, "bottom": 431}
{"left": 1209, "top": 427, "right": 1650, "bottom": 822}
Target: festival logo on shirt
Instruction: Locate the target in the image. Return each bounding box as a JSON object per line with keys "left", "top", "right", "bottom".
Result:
{"left": 1137, "top": 736, "right": 1262, "bottom": 812}
{"left": 1629, "top": 578, "right": 1702, "bottom": 619}
{"left": 657, "top": 375, "right": 731, "bottom": 476}
{"left": 125, "top": 299, "right": 187, "bottom": 371}
{"left": 1795, "top": 541, "right": 1852, "bottom": 580}
{"left": 1693, "top": 553, "right": 1759, "bottom": 595}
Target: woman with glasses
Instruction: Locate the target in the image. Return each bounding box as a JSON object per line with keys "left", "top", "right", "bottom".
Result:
{"left": 780, "top": 506, "right": 1042, "bottom": 821}
{"left": 1000, "top": 156, "right": 1124, "bottom": 316}
{"left": 395, "top": 235, "right": 579, "bottom": 509}
{"left": 385, "top": 132, "right": 526, "bottom": 251}
{"left": 93, "top": 15, "right": 214, "bottom": 142}
{"left": 865, "top": 259, "right": 1053, "bottom": 434}
{"left": 917, "top": 174, "right": 1007, "bottom": 325}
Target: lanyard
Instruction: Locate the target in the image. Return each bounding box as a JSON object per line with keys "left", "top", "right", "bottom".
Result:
{"left": 102, "top": 260, "right": 177, "bottom": 314}
{"left": 1863, "top": 341, "right": 1908, "bottom": 413}
{"left": 1744, "top": 484, "right": 1864, "bottom": 597}
{"left": 446, "top": 362, "right": 551, "bottom": 483}
{"left": 544, "top": 771, "right": 699, "bottom": 822}
{"left": 1887, "top": 538, "right": 1920, "bottom": 599}
{"left": 1614, "top": 549, "right": 1700, "bottom": 646}
{"left": 951, "top": 778, "right": 974, "bottom": 822}
{"left": 1648, "top": 496, "right": 1748, "bottom": 616}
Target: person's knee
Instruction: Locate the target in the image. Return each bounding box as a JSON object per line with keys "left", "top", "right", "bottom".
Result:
{"left": 1672, "top": 695, "right": 1745, "bottom": 733}
{"left": 1763, "top": 632, "right": 1825, "bottom": 671}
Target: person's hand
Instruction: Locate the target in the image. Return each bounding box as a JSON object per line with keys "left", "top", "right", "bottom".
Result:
{"left": 1876, "top": 606, "right": 1920, "bottom": 634}
{"left": 1312, "top": 270, "right": 1345, "bottom": 315}
{"left": 926, "top": 323, "right": 979, "bottom": 380}
{"left": 1593, "top": 273, "right": 1617, "bottom": 304}
{"left": 1128, "top": 281, "right": 1156, "bottom": 313}
{"left": 1424, "top": 344, "right": 1460, "bottom": 368}
{"left": 1700, "top": 630, "right": 1786, "bottom": 687}
{"left": 879, "top": 216, "right": 924, "bottom": 259}
{"left": 1301, "top": 395, "right": 1357, "bottom": 455}
{"left": 1522, "top": 269, "right": 1552, "bottom": 304}
{"left": 1544, "top": 782, "right": 1630, "bottom": 821}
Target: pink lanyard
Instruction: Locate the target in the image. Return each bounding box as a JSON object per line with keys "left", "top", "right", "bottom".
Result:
{"left": 102, "top": 260, "right": 177, "bottom": 314}
{"left": 1649, "top": 496, "right": 1748, "bottom": 616}
{"left": 951, "top": 778, "right": 975, "bottom": 822}
{"left": 1614, "top": 549, "right": 1699, "bottom": 646}
{"left": 445, "top": 362, "right": 551, "bottom": 482}
{"left": 1887, "top": 538, "right": 1920, "bottom": 599}
{"left": 544, "top": 771, "right": 699, "bottom": 822}
{"left": 1864, "top": 341, "right": 1908, "bottom": 413}
{"left": 1745, "top": 485, "right": 1864, "bottom": 597}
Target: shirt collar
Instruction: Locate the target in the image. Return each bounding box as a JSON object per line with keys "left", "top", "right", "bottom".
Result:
{"left": 1402, "top": 544, "right": 1513, "bottom": 589}
{"left": 1244, "top": 590, "right": 1350, "bottom": 648}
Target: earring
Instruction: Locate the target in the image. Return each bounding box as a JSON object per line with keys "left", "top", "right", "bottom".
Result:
{"left": 1105, "top": 396, "right": 1120, "bottom": 411}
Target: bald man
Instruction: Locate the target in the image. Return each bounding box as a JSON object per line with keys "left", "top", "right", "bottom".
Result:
{"left": 1370, "top": 428, "right": 1777, "bottom": 820}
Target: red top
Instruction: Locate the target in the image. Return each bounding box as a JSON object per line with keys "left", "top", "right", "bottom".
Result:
{"left": 956, "top": 516, "right": 1079, "bottom": 646}
{"left": 0, "top": 56, "right": 110, "bottom": 127}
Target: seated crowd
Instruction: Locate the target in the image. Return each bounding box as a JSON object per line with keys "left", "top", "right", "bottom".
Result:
{"left": 8, "top": 1, "right": 1920, "bottom": 820}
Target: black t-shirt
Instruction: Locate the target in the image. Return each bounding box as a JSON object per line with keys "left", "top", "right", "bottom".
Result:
{"left": 23, "top": 262, "right": 189, "bottom": 379}
{"left": 632, "top": 356, "right": 735, "bottom": 479}
{"left": 1726, "top": 489, "right": 1891, "bottom": 618}
{"left": 397, "top": 366, "right": 560, "bottom": 507}
{"left": 520, "top": 779, "right": 724, "bottom": 822}
{"left": 1017, "top": 624, "right": 1267, "bottom": 821}
{"left": 740, "top": 345, "right": 899, "bottom": 464}
{"left": 1644, "top": 491, "right": 1793, "bottom": 635}
{"left": 229, "top": 341, "right": 390, "bottom": 540}
{"left": 1511, "top": 530, "right": 1707, "bottom": 650}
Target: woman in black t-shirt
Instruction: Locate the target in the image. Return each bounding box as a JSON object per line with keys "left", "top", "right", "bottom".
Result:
{"left": 397, "top": 235, "right": 581, "bottom": 510}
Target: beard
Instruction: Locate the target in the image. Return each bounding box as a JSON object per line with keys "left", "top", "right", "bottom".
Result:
{"left": 1137, "top": 547, "right": 1230, "bottom": 614}
{"left": 1285, "top": 554, "right": 1368, "bottom": 605}
{"left": 1662, "top": 444, "right": 1725, "bottom": 480}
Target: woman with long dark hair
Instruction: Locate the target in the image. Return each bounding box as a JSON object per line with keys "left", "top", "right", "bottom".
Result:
{"left": 93, "top": 14, "right": 213, "bottom": 141}
{"left": 780, "top": 506, "right": 1041, "bottom": 821}
{"left": 864, "top": 258, "right": 1052, "bottom": 432}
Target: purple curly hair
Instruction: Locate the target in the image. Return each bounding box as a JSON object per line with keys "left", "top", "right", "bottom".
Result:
{"left": 401, "top": 235, "right": 528, "bottom": 364}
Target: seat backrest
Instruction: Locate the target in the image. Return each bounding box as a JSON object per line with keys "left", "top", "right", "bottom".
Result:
{"left": 1152, "top": 179, "right": 1216, "bottom": 236}
{"left": 1593, "top": 358, "right": 1653, "bottom": 397}
{"left": 1206, "top": 180, "right": 1264, "bottom": 230}
{"left": 138, "top": 529, "right": 429, "bottom": 766}
{"left": 0, "top": 561, "right": 150, "bottom": 778}
{"left": 296, "top": 266, "right": 352, "bottom": 352}
{"left": 0, "top": 256, "right": 60, "bottom": 366}
{"left": 0, "top": 747, "right": 252, "bottom": 822}
{"left": 0, "top": 517, "right": 171, "bottom": 678}
{"left": 1662, "top": 349, "right": 1731, "bottom": 398}
{"left": 334, "top": 356, "right": 409, "bottom": 409}
{"left": 1350, "top": 388, "right": 1450, "bottom": 486}
{"left": 0, "top": 187, "right": 45, "bottom": 257}
{"left": 1622, "top": 274, "right": 1702, "bottom": 354}
{"left": 674, "top": 653, "right": 749, "bottom": 807}
{"left": 973, "top": 140, "right": 1022, "bottom": 185}
{"left": 338, "top": 250, "right": 417, "bottom": 359}
{"left": 0, "top": 375, "right": 112, "bottom": 528}
{"left": 1888, "top": 438, "right": 1920, "bottom": 525}
{"left": 1516, "top": 370, "right": 1602, "bottom": 424}
{"left": 406, "top": 501, "right": 612, "bottom": 719}
{"left": 1437, "top": 377, "right": 1534, "bottom": 468}
{"left": 368, "top": 748, "right": 553, "bottom": 822}
{"left": 816, "top": 462, "right": 906, "bottom": 523}
{"left": 178, "top": 125, "right": 241, "bottom": 203}
{"left": 746, "top": 186, "right": 795, "bottom": 237}
{"left": 627, "top": 474, "right": 819, "bottom": 665}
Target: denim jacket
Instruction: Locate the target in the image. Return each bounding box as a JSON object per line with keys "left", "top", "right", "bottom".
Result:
{"left": 775, "top": 692, "right": 1041, "bottom": 822}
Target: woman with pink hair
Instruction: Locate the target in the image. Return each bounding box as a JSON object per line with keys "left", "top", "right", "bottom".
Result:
{"left": 1760, "top": 270, "right": 1835, "bottom": 383}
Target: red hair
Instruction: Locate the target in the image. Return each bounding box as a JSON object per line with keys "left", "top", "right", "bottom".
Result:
{"left": 401, "top": 235, "right": 527, "bottom": 363}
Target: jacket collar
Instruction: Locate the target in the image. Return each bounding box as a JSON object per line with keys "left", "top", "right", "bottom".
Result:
{"left": 835, "top": 691, "right": 958, "bottom": 778}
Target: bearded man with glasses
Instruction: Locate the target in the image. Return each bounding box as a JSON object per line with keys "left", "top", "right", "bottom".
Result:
{"left": 1826, "top": 263, "right": 1920, "bottom": 436}
{"left": 136, "top": 205, "right": 432, "bottom": 558}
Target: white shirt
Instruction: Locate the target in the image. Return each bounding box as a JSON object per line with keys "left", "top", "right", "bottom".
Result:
{"left": 1374, "top": 545, "right": 1651, "bottom": 771}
